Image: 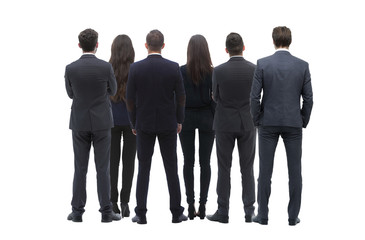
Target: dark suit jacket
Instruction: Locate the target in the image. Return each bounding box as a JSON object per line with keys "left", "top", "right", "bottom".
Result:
{"left": 126, "top": 54, "right": 186, "bottom": 132}
{"left": 212, "top": 57, "right": 256, "bottom": 132}
{"left": 250, "top": 50, "right": 313, "bottom": 128}
{"left": 65, "top": 54, "right": 117, "bottom": 131}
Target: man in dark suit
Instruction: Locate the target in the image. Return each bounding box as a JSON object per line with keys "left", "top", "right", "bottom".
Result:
{"left": 251, "top": 26, "right": 313, "bottom": 226}
{"left": 65, "top": 28, "right": 121, "bottom": 223}
{"left": 207, "top": 33, "right": 256, "bottom": 224}
{"left": 126, "top": 29, "right": 187, "bottom": 224}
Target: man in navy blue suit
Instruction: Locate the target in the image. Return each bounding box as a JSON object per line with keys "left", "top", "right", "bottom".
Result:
{"left": 65, "top": 28, "right": 121, "bottom": 223}
{"left": 126, "top": 29, "right": 187, "bottom": 224}
{"left": 250, "top": 26, "right": 313, "bottom": 226}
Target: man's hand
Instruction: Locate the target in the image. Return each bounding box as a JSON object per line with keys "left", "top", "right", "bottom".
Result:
{"left": 177, "top": 124, "right": 182, "bottom": 134}
{"left": 132, "top": 129, "right": 137, "bottom": 135}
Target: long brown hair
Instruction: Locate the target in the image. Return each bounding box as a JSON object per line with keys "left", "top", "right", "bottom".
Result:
{"left": 109, "top": 34, "right": 135, "bottom": 102}
{"left": 186, "top": 34, "right": 213, "bottom": 85}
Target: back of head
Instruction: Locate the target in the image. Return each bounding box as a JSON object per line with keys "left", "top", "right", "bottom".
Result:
{"left": 78, "top": 28, "right": 98, "bottom": 52}
{"left": 272, "top": 26, "right": 292, "bottom": 48}
{"left": 187, "top": 34, "right": 213, "bottom": 85}
{"left": 226, "top": 32, "right": 244, "bottom": 56}
{"left": 146, "top": 29, "right": 164, "bottom": 52}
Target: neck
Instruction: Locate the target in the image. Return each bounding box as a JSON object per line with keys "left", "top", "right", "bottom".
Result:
{"left": 275, "top": 46, "right": 289, "bottom": 50}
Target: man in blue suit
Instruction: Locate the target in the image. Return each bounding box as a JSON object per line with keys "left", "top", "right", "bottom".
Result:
{"left": 65, "top": 28, "right": 121, "bottom": 222}
{"left": 250, "top": 26, "right": 313, "bottom": 226}
{"left": 126, "top": 29, "right": 187, "bottom": 224}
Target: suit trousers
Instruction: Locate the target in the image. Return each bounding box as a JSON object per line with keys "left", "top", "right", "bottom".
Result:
{"left": 71, "top": 130, "right": 112, "bottom": 215}
{"left": 135, "top": 129, "right": 184, "bottom": 218}
{"left": 179, "top": 109, "right": 215, "bottom": 205}
{"left": 215, "top": 128, "right": 256, "bottom": 217}
{"left": 110, "top": 125, "right": 136, "bottom": 204}
{"left": 257, "top": 126, "right": 302, "bottom": 220}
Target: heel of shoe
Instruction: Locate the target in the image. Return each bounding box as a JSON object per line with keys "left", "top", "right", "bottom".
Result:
{"left": 188, "top": 204, "right": 196, "bottom": 220}
{"left": 197, "top": 204, "right": 206, "bottom": 219}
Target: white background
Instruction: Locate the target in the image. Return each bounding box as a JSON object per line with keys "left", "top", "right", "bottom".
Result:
{"left": 1, "top": 0, "right": 364, "bottom": 239}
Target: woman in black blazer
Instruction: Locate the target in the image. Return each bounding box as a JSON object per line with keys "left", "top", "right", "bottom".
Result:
{"left": 179, "top": 35, "right": 215, "bottom": 220}
{"left": 109, "top": 35, "right": 136, "bottom": 217}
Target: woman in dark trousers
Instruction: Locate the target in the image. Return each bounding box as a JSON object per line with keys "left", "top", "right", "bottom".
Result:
{"left": 109, "top": 35, "right": 136, "bottom": 217}
{"left": 179, "top": 35, "right": 215, "bottom": 220}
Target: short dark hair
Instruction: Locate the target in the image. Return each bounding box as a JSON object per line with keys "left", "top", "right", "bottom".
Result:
{"left": 146, "top": 29, "right": 164, "bottom": 51}
{"left": 272, "top": 26, "right": 292, "bottom": 48}
{"left": 78, "top": 28, "right": 98, "bottom": 52}
{"left": 226, "top": 32, "right": 244, "bottom": 56}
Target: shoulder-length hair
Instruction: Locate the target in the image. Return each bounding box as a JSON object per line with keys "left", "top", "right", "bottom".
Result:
{"left": 109, "top": 34, "right": 135, "bottom": 102}
{"left": 186, "top": 34, "right": 213, "bottom": 85}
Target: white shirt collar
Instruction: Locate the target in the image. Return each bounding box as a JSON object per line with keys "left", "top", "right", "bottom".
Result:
{"left": 275, "top": 48, "right": 290, "bottom": 52}
{"left": 230, "top": 55, "right": 243, "bottom": 58}
{"left": 82, "top": 52, "right": 95, "bottom": 55}
{"left": 148, "top": 53, "right": 162, "bottom": 56}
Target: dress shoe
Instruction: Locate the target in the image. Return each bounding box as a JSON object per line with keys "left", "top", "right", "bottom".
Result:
{"left": 121, "top": 203, "right": 130, "bottom": 217}
{"left": 188, "top": 204, "right": 196, "bottom": 220}
{"left": 101, "top": 211, "right": 122, "bottom": 223}
{"left": 112, "top": 202, "right": 120, "bottom": 214}
{"left": 67, "top": 212, "right": 82, "bottom": 222}
{"left": 289, "top": 218, "right": 300, "bottom": 226}
{"left": 132, "top": 215, "right": 147, "bottom": 224}
{"left": 206, "top": 210, "right": 229, "bottom": 223}
{"left": 252, "top": 215, "right": 268, "bottom": 225}
{"left": 245, "top": 213, "right": 255, "bottom": 223}
{"left": 172, "top": 213, "right": 188, "bottom": 223}
{"left": 196, "top": 204, "right": 206, "bottom": 219}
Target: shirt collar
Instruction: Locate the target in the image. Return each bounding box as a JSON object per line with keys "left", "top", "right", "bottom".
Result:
{"left": 275, "top": 48, "right": 290, "bottom": 52}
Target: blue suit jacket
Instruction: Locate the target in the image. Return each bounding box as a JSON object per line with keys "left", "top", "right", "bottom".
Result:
{"left": 250, "top": 50, "right": 313, "bottom": 128}
{"left": 126, "top": 54, "right": 186, "bottom": 132}
{"left": 65, "top": 54, "right": 117, "bottom": 131}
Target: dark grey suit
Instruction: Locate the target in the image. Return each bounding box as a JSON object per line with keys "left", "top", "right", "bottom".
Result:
{"left": 250, "top": 50, "right": 313, "bottom": 222}
{"left": 65, "top": 54, "right": 117, "bottom": 215}
{"left": 212, "top": 56, "right": 256, "bottom": 218}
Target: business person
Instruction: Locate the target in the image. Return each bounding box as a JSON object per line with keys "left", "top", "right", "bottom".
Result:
{"left": 207, "top": 33, "right": 256, "bottom": 223}
{"left": 109, "top": 34, "right": 137, "bottom": 217}
{"left": 251, "top": 26, "right": 313, "bottom": 226}
{"left": 65, "top": 28, "right": 121, "bottom": 222}
{"left": 179, "top": 35, "right": 215, "bottom": 220}
{"left": 126, "top": 29, "right": 188, "bottom": 224}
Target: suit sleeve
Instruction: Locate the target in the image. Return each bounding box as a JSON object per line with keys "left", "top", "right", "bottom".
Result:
{"left": 212, "top": 68, "right": 219, "bottom": 102}
{"left": 250, "top": 62, "right": 263, "bottom": 126}
{"left": 126, "top": 65, "right": 137, "bottom": 129}
{"left": 65, "top": 66, "right": 73, "bottom": 99}
{"left": 175, "top": 67, "right": 186, "bottom": 124}
{"left": 108, "top": 65, "right": 117, "bottom": 96}
{"left": 301, "top": 63, "right": 313, "bottom": 128}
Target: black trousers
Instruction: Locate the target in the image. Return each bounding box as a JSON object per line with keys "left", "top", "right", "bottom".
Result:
{"left": 179, "top": 109, "right": 214, "bottom": 205}
{"left": 71, "top": 130, "right": 112, "bottom": 215}
{"left": 135, "top": 129, "right": 184, "bottom": 218}
{"left": 257, "top": 126, "right": 302, "bottom": 221}
{"left": 215, "top": 129, "right": 256, "bottom": 217}
{"left": 110, "top": 125, "right": 136, "bottom": 204}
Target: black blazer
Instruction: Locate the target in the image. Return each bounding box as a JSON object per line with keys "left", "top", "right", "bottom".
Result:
{"left": 212, "top": 57, "right": 256, "bottom": 132}
{"left": 126, "top": 54, "right": 186, "bottom": 132}
{"left": 65, "top": 54, "right": 117, "bottom": 131}
{"left": 250, "top": 50, "right": 313, "bottom": 128}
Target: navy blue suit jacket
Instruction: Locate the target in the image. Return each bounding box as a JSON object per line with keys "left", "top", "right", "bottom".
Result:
{"left": 65, "top": 54, "right": 117, "bottom": 131}
{"left": 126, "top": 54, "right": 186, "bottom": 132}
{"left": 250, "top": 50, "right": 313, "bottom": 128}
{"left": 212, "top": 57, "right": 256, "bottom": 132}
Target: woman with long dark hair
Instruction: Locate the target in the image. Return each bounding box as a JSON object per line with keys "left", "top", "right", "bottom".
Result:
{"left": 179, "top": 34, "right": 215, "bottom": 220}
{"left": 109, "top": 34, "right": 136, "bottom": 217}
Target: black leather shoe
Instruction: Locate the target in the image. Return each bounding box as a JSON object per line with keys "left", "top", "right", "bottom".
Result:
{"left": 289, "top": 218, "right": 300, "bottom": 226}
{"left": 252, "top": 216, "right": 268, "bottom": 225}
{"left": 196, "top": 204, "right": 206, "bottom": 219}
{"left": 245, "top": 213, "right": 255, "bottom": 223}
{"left": 67, "top": 212, "right": 82, "bottom": 222}
{"left": 132, "top": 215, "right": 147, "bottom": 224}
{"left": 172, "top": 214, "right": 188, "bottom": 223}
{"left": 121, "top": 203, "right": 130, "bottom": 217}
{"left": 188, "top": 204, "right": 196, "bottom": 220}
{"left": 101, "top": 212, "right": 122, "bottom": 222}
{"left": 112, "top": 202, "right": 120, "bottom": 214}
{"left": 206, "top": 211, "right": 229, "bottom": 223}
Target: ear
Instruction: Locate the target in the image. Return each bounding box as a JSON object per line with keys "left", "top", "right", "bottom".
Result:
{"left": 78, "top": 43, "right": 82, "bottom": 49}
{"left": 161, "top": 43, "right": 165, "bottom": 50}
{"left": 225, "top": 48, "right": 229, "bottom": 53}
{"left": 242, "top": 45, "right": 245, "bottom": 52}
{"left": 145, "top": 43, "right": 149, "bottom": 50}
{"left": 95, "top": 42, "right": 99, "bottom": 49}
